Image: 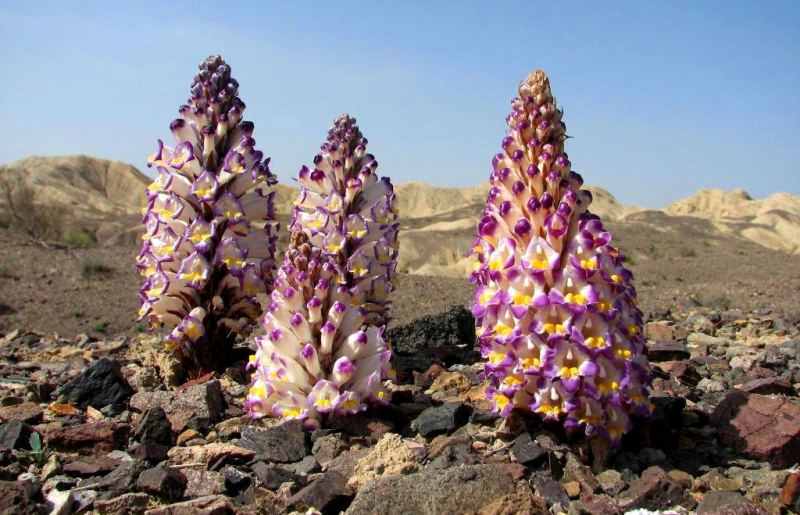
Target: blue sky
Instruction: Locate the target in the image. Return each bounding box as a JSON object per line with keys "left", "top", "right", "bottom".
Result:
{"left": 1, "top": 1, "right": 798, "bottom": 207}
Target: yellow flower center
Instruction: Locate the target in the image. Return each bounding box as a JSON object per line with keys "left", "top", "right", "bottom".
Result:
{"left": 494, "top": 323, "right": 513, "bottom": 336}
{"left": 565, "top": 293, "right": 586, "bottom": 305}
{"left": 542, "top": 323, "right": 565, "bottom": 335}
{"left": 522, "top": 357, "right": 540, "bottom": 368}
{"left": 283, "top": 407, "right": 302, "bottom": 418}
{"left": 560, "top": 366, "right": 580, "bottom": 378}
{"left": 531, "top": 259, "right": 548, "bottom": 270}
{"left": 512, "top": 293, "right": 532, "bottom": 306}
{"left": 585, "top": 336, "right": 606, "bottom": 349}
{"left": 494, "top": 393, "right": 510, "bottom": 411}
{"left": 580, "top": 258, "right": 597, "bottom": 270}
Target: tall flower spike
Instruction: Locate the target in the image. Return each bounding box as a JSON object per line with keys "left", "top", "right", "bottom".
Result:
{"left": 138, "top": 55, "right": 279, "bottom": 374}
{"left": 246, "top": 114, "right": 399, "bottom": 429}
{"left": 470, "top": 71, "right": 652, "bottom": 444}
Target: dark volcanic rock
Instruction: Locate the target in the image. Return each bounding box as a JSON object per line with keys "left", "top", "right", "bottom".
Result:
{"left": 57, "top": 358, "right": 133, "bottom": 413}
{"left": 411, "top": 402, "right": 471, "bottom": 437}
{"left": 0, "top": 480, "right": 43, "bottom": 514}
{"left": 0, "top": 420, "right": 36, "bottom": 450}
{"left": 532, "top": 476, "right": 570, "bottom": 510}
{"left": 512, "top": 432, "right": 546, "bottom": 467}
{"left": 238, "top": 420, "right": 308, "bottom": 463}
{"left": 287, "top": 470, "right": 351, "bottom": 513}
{"left": 145, "top": 495, "right": 235, "bottom": 515}
{"left": 56, "top": 358, "right": 133, "bottom": 414}
{"left": 619, "top": 466, "right": 696, "bottom": 511}
{"left": 133, "top": 406, "right": 174, "bottom": 446}
{"left": 346, "top": 464, "right": 516, "bottom": 515}
{"left": 710, "top": 390, "right": 800, "bottom": 468}
{"left": 387, "top": 305, "right": 475, "bottom": 355}
{"left": 251, "top": 461, "right": 302, "bottom": 490}
{"left": 136, "top": 463, "right": 187, "bottom": 502}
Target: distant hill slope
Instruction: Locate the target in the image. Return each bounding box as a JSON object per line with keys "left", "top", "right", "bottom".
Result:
{"left": 1, "top": 156, "right": 798, "bottom": 272}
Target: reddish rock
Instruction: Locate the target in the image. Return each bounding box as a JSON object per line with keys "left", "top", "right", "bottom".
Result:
{"left": 644, "top": 322, "right": 675, "bottom": 342}
{"left": 739, "top": 376, "right": 795, "bottom": 396}
{"left": 45, "top": 421, "right": 130, "bottom": 452}
{"left": 655, "top": 360, "right": 701, "bottom": 386}
{"left": 710, "top": 391, "right": 800, "bottom": 468}
{"left": 63, "top": 455, "right": 120, "bottom": 475}
{"left": 0, "top": 403, "right": 43, "bottom": 424}
{"left": 781, "top": 470, "right": 800, "bottom": 511}
{"left": 618, "top": 466, "right": 696, "bottom": 511}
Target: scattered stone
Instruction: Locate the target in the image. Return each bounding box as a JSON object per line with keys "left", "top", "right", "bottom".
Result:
{"left": 287, "top": 470, "right": 350, "bottom": 513}
{"left": 386, "top": 305, "right": 475, "bottom": 355}
{"left": 93, "top": 492, "right": 150, "bottom": 514}
{"left": 311, "top": 433, "right": 350, "bottom": 464}
{"left": 282, "top": 455, "right": 319, "bottom": 476}
{"left": 781, "top": 470, "right": 800, "bottom": 512}
{"left": 143, "top": 495, "right": 235, "bottom": 515}
{"left": 644, "top": 321, "right": 675, "bottom": 341}
{"left": 134, "top": 406, "right": 174, "bottom": 446}
{"left": 0, "top": 402, "right": 43, "bottom": 424}
{"left": 411, "top": 402, "right": 471, "bottom": 437}
{"left": 596, "top": 469, "right": 625, "bottom": 496}
{"left": 56, "top": 358, "right": 133, "bottom": 415}
{"left": 562, "top": 453, "right": 600, "bottom": 495}
{"left": 511, "top": 432, "right": 545, "bottom": 467}
{"left": 697, "top": 491, "right": 748, "bottom": 514}
{"left": 532, "top": 476, "right": 570, "bottom": 510}
{"left": 648, "top": 341, "right": 690, "bottom": 361}
{"left": 136, "top": 463, "right": 187, "bottom": 502}
{"left": 46, "top": 421, "right": 130, "bottom": 452}
{"left": 711, "top": 390, "right": 800, "bottom": 468}
{"left": 238, "top": 420, "right": 308, "bottom": 463}
{"left": 347, "top": 433, "right": 423, "bottom": 489}
{"left": 176, "top": 428, "right": 200, "bottom": 446}
{"left": 63, "top": 455, "right": 120, "bottom": 476}
{"left": 346, "top": 465, "right": 516, "bottom": 515}
{"left": 169, "top": 379, "right": 226, "bottom": 431}
{"left": 182, "top": 468, "right": 226, "bottom": 498}
{"left": 427, "top": 371, "right": 473, "bottom": 395}
{"left": 251, "top": 461, "right": 301, "bottom": 490}
{"left": 0, "top": 420, "right": 35, "bottom": 449}
{"left": 739, "top": 376, "right": 795, "bottom": 396}
{"left": 619, "top": 465, "right": 696, "bottom": 511}
{"left": 167, "top": 443, "right": 255, "bottom": 466}
{"left": 131, "top": 442, "right": 170, "bottom": 462}
{"left": 0, "top": 480, "right": 43, "bottom": 514}
{"left": 48, "top": 403, "right": 81, "bottom": 417}
{"left": 563, "top": 480, "right": 581, "bottom": 498}
{"left": 45, "top": 489, "right": 73, "bottom": 515}
{"left": 657, "top": 360, "right": 701, "bottom": 386}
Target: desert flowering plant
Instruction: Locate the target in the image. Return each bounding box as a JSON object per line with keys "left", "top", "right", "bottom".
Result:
{"left": 245, "top": 114, "right": 399, "bottom": 429}
{"left": 469, "top": 70, "right": 652, "bottom": 443}
{"left": 137, "top": 55, "right": 279, "bottom": 374}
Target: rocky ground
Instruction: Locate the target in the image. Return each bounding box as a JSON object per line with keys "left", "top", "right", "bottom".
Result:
{"left": 0, "top": 304, "right": 799, "bottom": 514}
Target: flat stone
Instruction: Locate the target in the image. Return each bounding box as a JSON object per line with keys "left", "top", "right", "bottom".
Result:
{"left": 287, "top": 470, "right": 350, "bottom": 513}
{"left": 46, "top": 421, "right": 130, "bottom": 453}
{"left": 46, "top": 489, "right": 73, "bottom": 515}
{"left": 93, "top": 492, "right": 150, "bottom": 514}
{"left": 130, "top": 442, "right": 170, "bottom": 463}
{"left": 781, "top": 470, "right": 800, "bottom": 512}
{"left": 648, "top": 341, "right": 690, "bottom": 361}
{"left": 143, "top": 495, "right": 235, "bottom": 515}
{"left": 710, "top": 391, "right": 800, "bottom": 468}
{"left": 0, "top": 402, "right": 44, "bottom": 424}
{"left": 740, "top": 376, "right": 795, "bottom": 396}
{"left": 619, "top": 465, "right": 696, "bottom": 511}
{"left": 136, "top": 464, "right": 186, "bottom": 502}
{"left": 169, "top": 379, "right": 226, "bottom": 431}
{"left": 511, "top": 432, "right": 546, "bottom": 467}
{"left": 56, "top": 358, "right": 133, "bottom": 415}
{"left": 167, "top": 442, "right": 254, "bottom": 466}
{"left": 311, "top": 433, "right": 350, "bottom": 464}
{"left": 572, "top": 493, "right": 622, "bottom": 515}
{"left": 346, "top": 464, "right": 516, "bottom": 515}
{"left": 63, "top": 455, "right": 120, "bottom": 476}
{"left": 0, "top": 420, "right": 35, "bottom": 449}
{"left": 238, "top": 420, "right": 308, "bottom": 463}
{"left": 657, "top": 360, "right": 701, "bottom": 386}
{"left": 410, "top": 401, "right": 471, "bottom": 437}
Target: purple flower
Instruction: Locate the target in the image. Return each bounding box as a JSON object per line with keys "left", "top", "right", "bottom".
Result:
{"left": 468, "top": 70, "right": 652, "bottom": 444}
{"left": 137, "top": 55, "right": 279, "bottom": 374}
{"left": 246, "top": 115, "right": 398, "bottom": 428}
